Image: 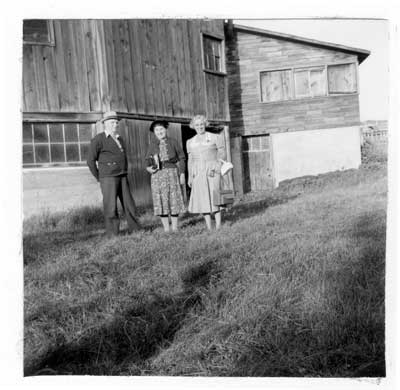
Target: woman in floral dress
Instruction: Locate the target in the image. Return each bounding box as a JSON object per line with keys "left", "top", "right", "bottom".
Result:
{"left": 145, "top": 120, "right": 186, "bottom": 232}
{"left": 187, "top": 115, "right": 226, "bottom": 230}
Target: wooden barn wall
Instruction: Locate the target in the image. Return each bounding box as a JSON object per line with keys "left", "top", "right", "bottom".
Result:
{"left": 226, "top": 30, "right": 361, "bottom": 136}
{"left": 23, "top": 19, "right": 229, "bottom": 122}
{"left": 119, "top": 119, "right": 183, "bottom": 206}
{"left": 23, "top": 20, "right": 101, "bottom": 113}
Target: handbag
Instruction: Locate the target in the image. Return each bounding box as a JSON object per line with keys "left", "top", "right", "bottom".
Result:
{"left": 219, "top": 159, "right": 233, "bottom": 176}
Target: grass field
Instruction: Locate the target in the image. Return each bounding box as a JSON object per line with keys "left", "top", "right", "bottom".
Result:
{"left": 23, "top": 143, "right": 387, "bottom": 377}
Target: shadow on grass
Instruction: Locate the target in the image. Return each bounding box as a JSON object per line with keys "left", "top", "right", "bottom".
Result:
{"left": 223, "top": 193, "right": 298, "bottom": 225}
{"left": 23, "top": 192, "right": 296, "bottom": 265}
{"left": 24, "top": 257, "right": 221, "bottom": 376}
{"left": 230, "top": 211, "right": 386, "bottom": 377}
{"left": 177, "top": 193, "right": 298, "bottom": 229}
{"left": 23, "top": 229, "right": 103, "bottom": 266}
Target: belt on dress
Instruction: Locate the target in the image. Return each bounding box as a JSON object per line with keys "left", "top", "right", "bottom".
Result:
{"left": 159, "top": 161, "right": 177, "bottom": 169}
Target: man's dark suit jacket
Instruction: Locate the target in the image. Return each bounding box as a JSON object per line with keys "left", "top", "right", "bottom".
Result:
{"left": 87, "top": 132, "right": 128, "bottom": 181}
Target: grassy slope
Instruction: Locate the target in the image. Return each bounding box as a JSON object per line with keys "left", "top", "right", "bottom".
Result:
{"left": 23, "top": 162, "right": 387, "bottom": 377}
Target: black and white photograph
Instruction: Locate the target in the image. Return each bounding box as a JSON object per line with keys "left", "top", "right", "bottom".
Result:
{"left": 1, "top": 0, "right": 399, "bottom": 388}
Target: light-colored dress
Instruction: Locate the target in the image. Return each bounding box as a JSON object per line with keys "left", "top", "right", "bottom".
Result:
{"left": 187, "top": 132, "right": 226, "bottom": 214}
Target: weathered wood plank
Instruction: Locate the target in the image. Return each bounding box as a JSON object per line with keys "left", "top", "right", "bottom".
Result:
{"left": 181, "top": 20, "right": 193, "bottom": 118}
{"left": 160, "top": 19, "right": 174, "bottom": 116}
{"left": 23, "top": 45, "right": 37, "bottom": 111}
{"left": 175, "top": 20, "right": 188, "bottom": 117}
{"left": 64, "top": 21, "right": 82, "bottom": 110}
{"left": 92, "top": 20, "right": 110, "bottom": 111}
{"left": 120, "top": 20, "right": 137, "bottom": 113}
{"left": 32, "top": 46, "right": 49, "bottom": 110}
{"left": 52, "top": 21, "right": 72, "bottom": 111}
{"left": 154, "top": 20, "right": 167, "bottom": 116}
{"left": 188, "top": 20, "right": 206, "bottom": 116}
{"left": 61, "top": 21, "right": 80, "bottom": 110}
{"left": 103, "top": 20, "right": 119, "bottom": 110}
{"left": 147, "top": 20, "right": 163, "bottom": 116}
{"left": 140, "top": 20, "right": 155, "bottom": 115}
{"left": 82, "top": 20, "right": 102, "bottom": 111}
{"left": 73, "top": 21, "right": 91, "bottom": 111}
{"left": 169, "top": 19, "right": 182, "bottom": 116}
{"left": 166, "top": 19, "right": 180, "bottom": 116}
{"left": 111, "top": 20, "right": 128, "bottom": 111}
{"left": 42, "top": 45, "right": 60, "bottom": 111}
{"left": 127, "top": 20, "right": 145, "bottom": 114}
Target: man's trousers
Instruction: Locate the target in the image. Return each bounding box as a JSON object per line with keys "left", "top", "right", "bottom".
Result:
{"left": 99, "top": 175, "right": 141, "bottom": 236}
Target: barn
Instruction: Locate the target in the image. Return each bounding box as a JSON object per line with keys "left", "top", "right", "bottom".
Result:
{"left": 225, "top": 23, "right": 370, "bottom": 194}
{"left": 22, "top": 19, "right": 370, "bottom": 216}
{"left": 22, "top": 19, "right": 230, "bottom": 215}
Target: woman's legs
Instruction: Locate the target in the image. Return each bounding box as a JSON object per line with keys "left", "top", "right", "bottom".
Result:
{"left": 215, "top": 210, "right": 221, "bottom": 229}
{"left": 203, "top": 214, "right": 212, "bottom": 230}
{"left": 171, "top": 214, "right": 179, "bottom": 231}
{"left": 160, "top": 215, "right": 170, "bottom": 232}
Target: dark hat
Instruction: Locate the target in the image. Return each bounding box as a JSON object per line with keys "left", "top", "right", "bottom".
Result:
{"left": 149, "top": 120, "right": 169, "bottom": 132}
{"left": 101, "top": 111, "right": 120, "bottom": 123}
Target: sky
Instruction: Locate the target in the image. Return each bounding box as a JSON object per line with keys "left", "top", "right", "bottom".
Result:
{"left": 235, "top": 19, "right": 389, "bottom": 121}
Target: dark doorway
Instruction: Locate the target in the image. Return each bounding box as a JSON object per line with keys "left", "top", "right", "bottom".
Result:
{"left": 181, "top": 125, "right": 197, "bottom": 200}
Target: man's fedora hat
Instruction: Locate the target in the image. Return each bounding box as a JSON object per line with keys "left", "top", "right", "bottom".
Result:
{"left": 101, "top": 111, "right": 120, "bottom": 123}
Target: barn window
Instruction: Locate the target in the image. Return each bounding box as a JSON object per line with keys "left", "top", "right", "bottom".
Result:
{"left": 260, "top": 69, "right": 292, "bottom": 102}
{"left": 294, "top": 67, "right": 326, "bottom": 98}
{"left": 327, "top": 63, "right": 357, "bottom": 94}
{"left": 23, "top": 123, "right": 95, "bottom": 167}
{"left": 23, "top": 20, "right": 55, "bottom": 45}
{"left": 260, "top": 62, "right": 357, "bottom": 103}
{"left": 202, "top": 34, "right": 223, "bottom": 73}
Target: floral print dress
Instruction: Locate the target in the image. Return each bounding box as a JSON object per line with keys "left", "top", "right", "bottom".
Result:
{"left": 150, "top": 138, "right": 186, "bottom": 216}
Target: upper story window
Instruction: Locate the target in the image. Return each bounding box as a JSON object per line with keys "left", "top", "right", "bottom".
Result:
{"left": 23, "top": 20, "right": 55, "bottom": 45}
{"left": 202, "top": 34, "right": 224, "bottom": 73}
{"left": 23, "top": 122, "right": 95, "bottom": 167}
{"left": 327, "top": 63, "right": 357, "bottom": 94}
{"left": 260, "top": 69, "right": 292, "bottom": 102}
{"left": 260, "top": 62, "right": 357, "bottom": 103}
{"left": 294, "top": 67, "right": 326, "bottom": 98}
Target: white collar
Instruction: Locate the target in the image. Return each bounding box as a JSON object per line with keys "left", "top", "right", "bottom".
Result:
{"left": 195, "top": 132, "right": 211, "bottom": 142}
{"left": 104, "top": 130, "right": 120, "bottom": 138}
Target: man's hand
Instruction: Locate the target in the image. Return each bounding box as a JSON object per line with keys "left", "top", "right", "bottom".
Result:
{"left": 179, "top": 173, "right": 185, "bottom": 186}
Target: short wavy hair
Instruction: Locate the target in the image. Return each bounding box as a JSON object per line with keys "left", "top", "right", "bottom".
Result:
{"left": 189, "top": 115, "right": 209, "bottom": 129}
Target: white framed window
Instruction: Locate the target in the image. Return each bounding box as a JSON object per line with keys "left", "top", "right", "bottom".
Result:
{"left": 23, "top": 122, "right": 95, "bottom": 167}
{"left": 260, "top": 62, "right": 357, "bottom": 103}
{"left": 23, "top": 20, "right": 55, "bottom": 46}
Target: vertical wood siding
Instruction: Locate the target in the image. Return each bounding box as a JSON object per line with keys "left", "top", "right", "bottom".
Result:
{"left": 23, "top": 19, "right": 229, "bottom": 122}
{"left": 226, "top": 30, "right": 361, "bottom": 135}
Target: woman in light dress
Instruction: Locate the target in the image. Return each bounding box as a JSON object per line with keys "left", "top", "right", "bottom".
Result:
{"left": 145, "top": 120, "right": 186, "bottom": 232}
{"left": 187, "top": 115, "right": 226, "bottom": 230}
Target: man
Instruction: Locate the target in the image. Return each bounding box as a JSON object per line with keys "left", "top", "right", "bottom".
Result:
{"left": 87, "top": 111, "right": 141, "bottom": 236}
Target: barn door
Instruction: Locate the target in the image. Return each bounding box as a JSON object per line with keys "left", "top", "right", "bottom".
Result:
{"left": 242, "top": 134, "right": 273, "bottom": 192}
